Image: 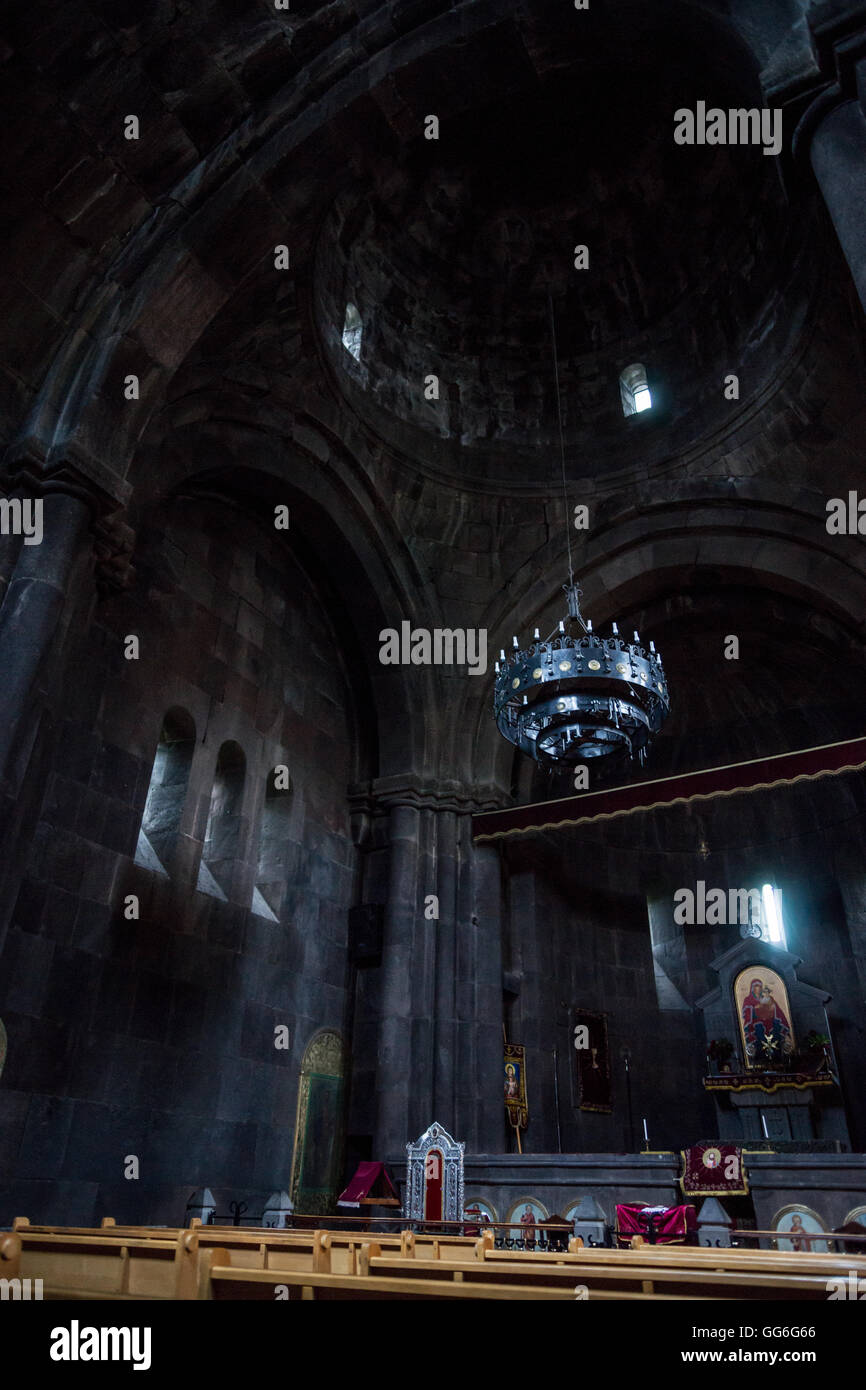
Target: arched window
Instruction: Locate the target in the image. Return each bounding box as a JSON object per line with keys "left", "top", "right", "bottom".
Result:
{"left": 759, "top": 884, "right": 786, "bottom": 948}
{"left": 736, "top": 884, "right": 786, "bottom": 947}
{"left": 620, "top": 363, "right": 652, "bottom": 416}
{"left": 135, "top": 708, "right": 196, "bottom": 876}
{"left": 252, "top": 765, "right": 293, "bottom": 920}
{"left": 198, "top": 740, "right": 246, "bottom": 900}
{"left": 341, "top": 302, "right": 362, "bottom": 361}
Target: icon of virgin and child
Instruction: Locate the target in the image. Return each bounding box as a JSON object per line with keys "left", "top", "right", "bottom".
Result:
{"left": 741, "top": 975, "right": 793, "bottom": 1066}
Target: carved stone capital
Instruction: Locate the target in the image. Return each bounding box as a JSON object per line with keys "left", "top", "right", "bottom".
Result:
{"left": 3, "top": 441, "right": 130, "bottom": 516}
{"left": 350, "top": 776, "right": 510, "bottom": 818}
{"left": 3, "top": 447, "right": 135, "bottom": 595}
{"left": 769, "top": 8, "right": 866, "bottom": 144}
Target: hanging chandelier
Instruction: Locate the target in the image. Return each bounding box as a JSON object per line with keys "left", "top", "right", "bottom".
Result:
{"left": 492, "top": 296, "right": 671, "bottom": 773}
{"left": 493, "top": 581, "right": 670, "bottom": 770}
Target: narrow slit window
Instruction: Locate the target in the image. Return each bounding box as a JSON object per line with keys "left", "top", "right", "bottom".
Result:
{"left": 342, "top": 302, "right": 362, "bottom": 361}
{"left": 620, "top": 363, "right": 652, "bottom": 417}
{"left": 198, "top": 740, "right": 246, "bottom": 900}
{"left": 252, "top": 765, "right": 293, "bottom": 920}
{"left": 135, "top": 708, "right": 196, "bottom": 876}
{"left": 760, "top": 884, "right": 786, "bottom": 948}
{"left": 738, "top": 884, "right": 787, "bottom": 948}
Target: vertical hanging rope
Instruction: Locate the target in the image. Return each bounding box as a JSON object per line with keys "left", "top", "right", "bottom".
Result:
{"left": 548, "top": 291, "right": 575, "bottom": 596}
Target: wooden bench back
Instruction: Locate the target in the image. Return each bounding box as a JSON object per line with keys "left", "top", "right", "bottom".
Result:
{"left": 10, "top": 1218, "right": 482, "bottom": 1276}
{"left": 10, "top": 1219, "right": 857, "bottom": 1297}
{"left": 14, "top": 1229, "right": 200, "bottom": 1299}
{"left": 494, "top": 1240, "right": 866, "bottom": 1278}
{"left": 361, "top": 1246, "right": 842, "bottom": 1300}
{"left": 204, "top": 1265, "right": 668, "bottom": 1301}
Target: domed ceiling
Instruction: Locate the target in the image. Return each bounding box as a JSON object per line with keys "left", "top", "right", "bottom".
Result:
{"left": 313, "top": 17, "right": 812, "bottom": 486}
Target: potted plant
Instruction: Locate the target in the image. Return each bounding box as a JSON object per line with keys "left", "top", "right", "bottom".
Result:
{"left": 706, "top": 1038, "right": 735, "bottom": 1075}
{"left": 804, "top": 1031, "right": 832, "bottom": 1072}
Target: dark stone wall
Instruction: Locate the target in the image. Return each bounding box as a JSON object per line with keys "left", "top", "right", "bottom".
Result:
{"left": 503, "top": 858, "right": 714, "bottom": 1156}
{"left": 501, "top": 772, "right": 866, "bottom": 1158}
{"left": 0, "top": 496, "right": 356, "bottom": 1225}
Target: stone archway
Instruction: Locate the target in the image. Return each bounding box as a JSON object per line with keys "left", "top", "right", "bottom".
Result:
{"left": 466, "top": 490, "right": 866, "bottom": 795}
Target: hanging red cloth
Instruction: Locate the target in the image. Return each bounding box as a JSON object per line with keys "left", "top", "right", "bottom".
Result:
{"left": 616, "top": 1203, "right": 697, "bottom": 1246}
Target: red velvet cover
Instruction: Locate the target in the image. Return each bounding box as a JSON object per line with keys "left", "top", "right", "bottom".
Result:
{"left": 337, "top": 1161, "right": 398, "bottom": 1206}
{"left": 616, "top": 1203, "right": 697, "bottom": 1246}
{"left": 424, "top": 1150, "right": 443, "bottom": 1221}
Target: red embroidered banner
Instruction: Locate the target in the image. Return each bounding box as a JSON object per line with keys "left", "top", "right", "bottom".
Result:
{"left": 472, "top": 737, "right": 866, "bottom": 843}
{"left": 680, "top": 1143, "right": 748, "bottom": 1196}
{"left": 504, "top": 1042, "right": 528, "bottom": 1129}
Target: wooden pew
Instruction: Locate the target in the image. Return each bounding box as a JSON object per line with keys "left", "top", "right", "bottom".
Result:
{"left": 397, "top": 1229, "right": 491, "bottom": 1262}
{"left": 13, "top": 1218, "right": 862, "bottom": 1298}
{"left": 11, "top": 1221, "right": 848, "bottom": 1299}
{"left": 360, "top": 1247, "right": 842, "bottom": 1300}
{"left": 11, "top": 1219, "right": 482, "bottom": 1276}
{"left": 15, "top": 1223, "right": 325, "bottom": 1289}
{"left": 14, "top": 1228, "right": 206, "bottom": 1300}
{"left": 616, "top": 1238, "right": 866, "bottom": 1279}
{"left": 507, "top": 1235, "right": 866, "bottom": 1278}
{"left": 12, "top": 1224, "right": 474, "bottom": 1294}
{"left": 204, "top": 1263, "right": 690, "bottom": 1300}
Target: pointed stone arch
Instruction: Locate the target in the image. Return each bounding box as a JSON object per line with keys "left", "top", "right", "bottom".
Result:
{"left": 146, "top": 444, "right": 433, "bottom": 781}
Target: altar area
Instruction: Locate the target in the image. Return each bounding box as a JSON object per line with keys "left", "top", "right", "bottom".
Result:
{"left": 392, "top": 1140, "right": 866, "bottom": 1251}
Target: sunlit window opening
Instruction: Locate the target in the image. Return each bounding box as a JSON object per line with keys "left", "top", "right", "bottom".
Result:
{"left": 342, "top": 302, "right": 362, "bottom": 360}
{"left": 620, "top": 362, "right": 652, "bottom": 416}
{"left": 135, "top": 708, "right": 195, "bottom": 877}
{"left": 761, "top": 883, "right": 786, "bottom": 947}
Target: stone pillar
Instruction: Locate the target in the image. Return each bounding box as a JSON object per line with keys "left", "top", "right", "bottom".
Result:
{"left": 807, "top": 97, "right": 866, "bottom": 313}
{"left": 433, "top": 809, "right": 458, "bottom": 1128}
{"left": 453, "top": 814, "right": 476, "bottom": 1147}
{"left": 409, "top": 806, "right": 437, "bottom": 1140}
{"left": 375, "top": 802, "right": 426, "bottom": 1158}
{"left": 834, "top": 842, "right": 866, "bottom": 1003}
{"left": 0, "top": 490, "right": 91, "bottom": 785}
{"left": 0, "top": 485, "right": 26, "bottom": 603}
{"left": 830, "top": 841, "right": 866, "bottom": 1146}
{"left": 374, "top": 792, "right": 506, "bottom": 1159}
{"left": 469, "top": 839, "right": 505, "bottom": 1151}
{"left": 507, "top": 867, "right": 552, "bottom": 1153}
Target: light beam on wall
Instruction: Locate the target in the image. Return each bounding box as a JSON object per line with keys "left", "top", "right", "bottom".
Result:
{"left": 761, "top": 883, "right": 786, "bottom": 947}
